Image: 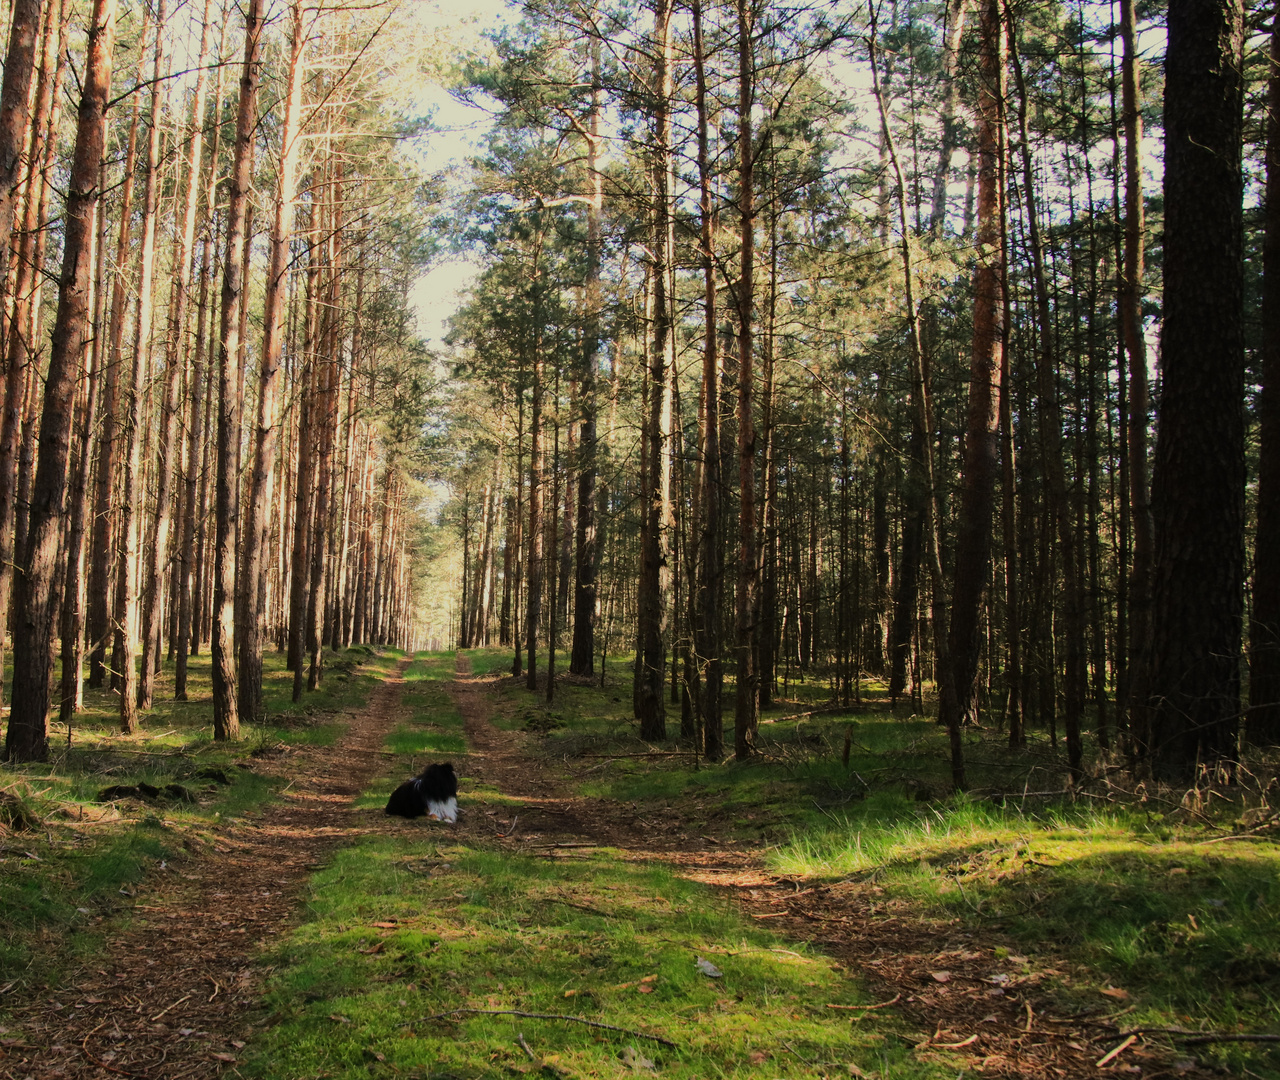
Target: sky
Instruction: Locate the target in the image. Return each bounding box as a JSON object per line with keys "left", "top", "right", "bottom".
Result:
{"left": 401, "top": 0, "right": 516, "bottom": 348}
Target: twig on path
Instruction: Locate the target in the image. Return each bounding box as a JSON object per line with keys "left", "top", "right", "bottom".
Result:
{"left": 782, "top": 1040, "right": 815, "bottom": 1065}
{"left": 760, "top": 706, "right": 864, "bottom": 725}
{"left": 546, "top": 896, "right": 615, "bottom": 919}
{"left": 1195, "top": 824, "right": 1278, "bottom": 846}
{"left": 150, "top": 991, "right": 192, "bottom": 1021}
{"left": 1096, "top": 1034, "right": 1138, "bottom": 1067}
{"left": 518, "top": 1033, "right": 537, "bottom": 1060}
{"left": 810, "top": 798, "right": 841, "bottom": 823}
{"left": 498, "top": 814, "right": 519, "bottom": 839}
{"left": 1116, "top": 1027, "right": 1280, "bottom": 1046}
{"left": 404, "top": 1008, "right": 677, "bottom": 1048}
{"left": 826, "top": 994, "right": 901, "bottom": 1012}
{"left": 205, "top": 974, "right": 220, "bottom": 1002}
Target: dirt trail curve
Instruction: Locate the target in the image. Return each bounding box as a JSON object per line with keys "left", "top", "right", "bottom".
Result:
{"left": 1, "top": 657, "right": 416, "bottom": 1080}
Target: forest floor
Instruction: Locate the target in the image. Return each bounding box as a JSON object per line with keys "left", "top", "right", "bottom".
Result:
{"left": 0, "top": 652, "right": 1245, "bottom": 1080}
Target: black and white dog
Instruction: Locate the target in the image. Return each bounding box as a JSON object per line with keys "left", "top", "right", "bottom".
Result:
{"left": 385, "top": 762, "right": 458, "bottom": 823}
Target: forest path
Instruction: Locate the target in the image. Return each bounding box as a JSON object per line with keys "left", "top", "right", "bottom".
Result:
{"left": 4, "top": 656, "right": 1214, "bottom": 1080}
{"left": 4, "top": 656, "right": 417, "bottom": 1080}
{"left": 448, "top": 662, "right": 1215, "bottom": 1080}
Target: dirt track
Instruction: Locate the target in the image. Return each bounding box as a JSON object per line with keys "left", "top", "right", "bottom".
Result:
{"left": 1, "top": 655, "right": 1220, "bottom": 1080}
{"left": 1, "top": 658, "right": 413, "bottom": 1080}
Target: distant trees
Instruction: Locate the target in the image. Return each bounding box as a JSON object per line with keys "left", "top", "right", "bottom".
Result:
{"left": 3, "top": 0, "right": 1276, "bottom": 789}
{"left": 0, "top": 0, "right": 438, "bottom": 763}
{"left": 440, "top": 0, "right": 1278, "bottom": 788}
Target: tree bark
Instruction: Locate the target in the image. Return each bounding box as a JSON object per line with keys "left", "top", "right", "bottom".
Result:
{"left": 733, "top": 0, "right": 757, "bottom": 760}
{"left": 239, "top": 0, "right": 306, "bottom": 721}
{"left": 5, "top": 0, "right": 114, "bottom": 763}
{"left": 1145, "top": 0, "right": 1245, "bottom": 779}
{"left": 570, "top": 36, "right": 603, "bottom": 677}
{"left": 1251, "top": 9, "right": 1280, "bottom": 746}
{"left": 1007, "top": 15, "right": 1083, "bottom": 779}
{"left": 212, "top": 0, "right": 266, "bottom": 740}
{"left": 692, "top": 0, "right": 724, "bottom": 760}
{"left": 0, "top": 0, "right": 58, "bottom": 710}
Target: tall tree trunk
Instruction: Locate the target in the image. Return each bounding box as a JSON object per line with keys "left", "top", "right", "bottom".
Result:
{"left": 733, "top": 0, "right": 757, "bottom": 760}
{"left": 939, "top": 0, "right": 1004, "bottom": 764}
{"left": 869, "top": 13, "right": 965, "bottom": 789}
{"left": 0, "top": 0, "right": 58, "bottom": 710}
{"left": 5, "top": 0, "right": 114, "bottom": 763}
{"left": 1145, "top": 0, "right": 1245, "bottom": 779}
{"left": 1250, "top": 6, "right": 1280, "bottom": 746}
{"left": 213, "top": 0, "right": 265, "bottom": 740}
{"left": 571, "top": 36, "right": 602, "bottom": 676}
{"left": 88, "top": 50, "right": 145, "bottom": 693}
{"left": 139, "top": 0, "right": 214, "bottom": 711}
{"left": 1007, "top": 18, "right": 1083, "bottom": 780}
{"left": 239, "top": 0, "right": 306, "bottom": 721}
{"left": 636, "top": 0, "right": 674, "bottom": 741}
{"left": 692, "top": 0, "right": 723, "bottom": 759}
{"left": 1119, "top": 0, "right": 1154, "bottom": 749}
{"left": 526, "top": 225, "right": 546, "bottom": 693}
{"left": 116, "top": 0, "right": 166, "bottom": 734}
{"left": 176, "top": 12, "right": 228, "bottom": 700}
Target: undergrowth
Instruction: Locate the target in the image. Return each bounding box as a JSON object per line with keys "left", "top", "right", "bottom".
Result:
{"left": 457, "top": 644, "right": 1280, "bottom": 1076}
{"left": 0, "top": 645, "right": 390, "bottom": 989}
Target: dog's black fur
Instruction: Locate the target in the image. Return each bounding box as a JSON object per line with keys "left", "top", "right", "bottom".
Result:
{"left": 385, "top": 762, "right": 458, "bottom": 821}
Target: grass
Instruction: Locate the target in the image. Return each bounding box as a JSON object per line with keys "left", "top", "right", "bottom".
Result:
{"left": 455, "top": 644, "right": 1280, "bottom": 1076}
{"left": 246, "top": 647, "right": 942, "bottom": 1078}
{"left": 246, "top": 838, "right": 939, "bottom": 1079}
{"left": 0, "top": 645, "right": 389, "bottom": 988}
{"left": 385, "top": 652, "right": 468, "bottom": 760}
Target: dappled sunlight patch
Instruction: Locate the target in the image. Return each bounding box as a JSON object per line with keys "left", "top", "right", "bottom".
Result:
{"left": 247, "top": 835, "right": 922, "bottom": 1079}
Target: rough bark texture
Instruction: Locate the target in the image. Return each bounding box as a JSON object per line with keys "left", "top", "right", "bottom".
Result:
{"left": 1120, "top": 0, "right": 1154, "bottom": 746}
{"left": 692, "top": 0, "right": 723, "bottom": 760}
{"left": 570, "top": 38, "right": 602, "bottom": 677}
{"left": 5, "top": 0, "right": 114, "bottom": 763}
{"left": 1008, "top": 25, "right": 1083, "bottom": 779}
{"left": 1249, "top": 13, "right": 1280, "bottom": 746}
{"left": 212, "top": 0, "right": 266, "bottom": 741}
{"left": 118, "top": 0, "right": 167, "bottom": 731}
{"left": 733, "top": 0, "right": 756, "bottom": 760}
{"left": 1146, "top": 0, "right": 1245, "bottom": 779}
{"left": 239, "top": 0, "right": 306, "bottom": 722}
{"left": 0, "top": 0, "right": 56, "bottom": 711}
{"left": 941, "top": 0, "right": 1004, "bottom": 755}
{"left": 635, "top": 0, "right": 673, "bottom": 742}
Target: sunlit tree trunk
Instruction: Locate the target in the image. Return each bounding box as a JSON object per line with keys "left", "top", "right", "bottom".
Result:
{"left": 239, "top": 0, "right": 307, "bottom": 721}
{"left": 116, "top": 0, "right": 167, "bottom": 734}
{"left": 5, "top": 0, "right": 114, "bottom": 763}
{"left": 213, "top": 0, "right": 266, "bottom": 740}
{"left": 0, "top": 0, "right": 59, "bottom": 710}
{"left": 571, "top": 35, "right": 603, "bottom": 676}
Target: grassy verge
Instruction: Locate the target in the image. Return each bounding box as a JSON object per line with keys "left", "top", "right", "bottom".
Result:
{"left": 0, "top": 646, "right": 391, "bottom": 989}
{"left": 247, "top": 836, "right": 940, "bottom": 1079}
{"left": 457, "top": 645, "right": 1280, "bottom": 1075}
